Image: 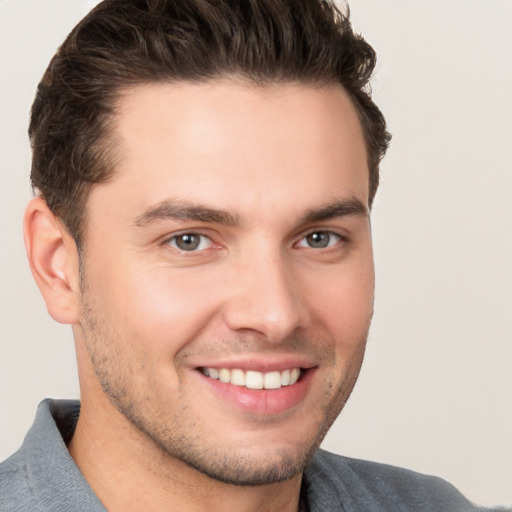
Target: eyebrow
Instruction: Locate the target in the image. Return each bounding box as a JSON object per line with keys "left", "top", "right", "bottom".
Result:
{"left": 133, "top": 197, "right": 367, "bottom": 228}
{"left": 300, "top": 197, "right": 368, "bottom": 223}
{"left": 133, "top": 200, "right": 239, "bottom": 227}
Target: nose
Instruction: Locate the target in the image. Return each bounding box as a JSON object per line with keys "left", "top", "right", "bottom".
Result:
{"left": 222, "top": 252, "right": 311, "bottom": 343}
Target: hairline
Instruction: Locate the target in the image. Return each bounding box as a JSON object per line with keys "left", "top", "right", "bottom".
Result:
{"left": 73, "top": 75, "right": 374, "bottom": 252}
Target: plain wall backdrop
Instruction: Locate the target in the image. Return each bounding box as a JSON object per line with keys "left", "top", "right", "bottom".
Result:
{"left": 0, "top": 0, "right": 510, "bottom": 507}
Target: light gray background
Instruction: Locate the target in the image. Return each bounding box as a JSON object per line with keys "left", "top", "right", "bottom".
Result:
{"left": 0, "top": 0, "right": 510, "bottom": 507}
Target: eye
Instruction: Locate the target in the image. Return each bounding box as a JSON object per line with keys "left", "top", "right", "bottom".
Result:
{"left": 167, "top": 233, "right": 213, "bottom": 252}
{"left": 297, "top": 231, "right": 342, "bottom": 249}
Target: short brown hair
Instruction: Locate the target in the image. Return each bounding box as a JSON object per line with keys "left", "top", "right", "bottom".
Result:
{"left": 29, "top": 0, "right": 390, "bottom": 247}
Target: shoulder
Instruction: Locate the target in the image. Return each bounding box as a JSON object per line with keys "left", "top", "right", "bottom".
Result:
{"left": 304, "top": 449, "right": 497, "bottom": 512}
{"left": 308, "top": 448, "right": 460, "bottom": 494}
{"left": 0, "top": 399, "right": 105, "bottom": 512}
{"left": 0, "top": 447, "right": 36, "bottom": 511}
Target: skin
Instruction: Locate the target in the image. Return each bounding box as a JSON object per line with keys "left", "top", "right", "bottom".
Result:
{"left": 24, "top": 81, "right": 374, "bottom": 512}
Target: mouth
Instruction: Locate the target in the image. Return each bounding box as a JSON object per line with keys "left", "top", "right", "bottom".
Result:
{"left": 194, "top": 362, "right": 317, "bottom": 415}
{"left": 199, "top": 367, "right": 304, "bottom": 390}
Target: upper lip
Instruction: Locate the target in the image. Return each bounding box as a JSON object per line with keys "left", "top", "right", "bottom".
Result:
{"left": 192, "top": 356, "right": 318, "bottom": 373}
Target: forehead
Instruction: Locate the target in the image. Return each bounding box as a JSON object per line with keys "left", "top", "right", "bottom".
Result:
{"left": 91, "top": 80, "right": 369, "bottom": 223}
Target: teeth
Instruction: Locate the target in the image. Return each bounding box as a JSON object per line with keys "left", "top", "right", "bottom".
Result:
{"left": 230, "top": 369, "right": 245, "bottom": 386}
{"left": 246, "top": 371, "right": 263, "bottom": 389}
{"left": 201, "top": 367, "right": 302, "bottom": 389}
{"left": 219, "top": 369, "right": 231, "bottom": 383}
{"left": 264, "top": 371, "right": 281, "bottom": 390}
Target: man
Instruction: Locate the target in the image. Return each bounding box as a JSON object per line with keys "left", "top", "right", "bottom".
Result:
{"left": 0, "top": 1, "right": 505, "bottom": 511}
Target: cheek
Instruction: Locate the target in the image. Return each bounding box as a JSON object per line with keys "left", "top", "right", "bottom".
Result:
{"left": 304, "top": 258, "right": 374, "bottom": 338}
{"left": 98, "top": 263, "right": 222, "bottom": 352}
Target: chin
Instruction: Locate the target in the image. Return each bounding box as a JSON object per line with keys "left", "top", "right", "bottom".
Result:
{"left": 148, "top": 414, "right": 332, "bottom": 487}
{"left": 178, "top": 443, "right": 319, "bottom": 486}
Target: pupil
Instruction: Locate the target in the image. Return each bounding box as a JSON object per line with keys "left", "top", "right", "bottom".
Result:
{"left": 177, "top": 234, "right": 199, "bottom": 251}
{"left": 307, "top": 232, "right": 328, "bottom": 248}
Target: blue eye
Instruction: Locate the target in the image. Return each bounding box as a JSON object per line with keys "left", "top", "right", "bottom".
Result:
{"left": 168, "top": 233, "right": 213, "bottom": 251}
{"left": 298, "top": 231, "right": 341, "bottom": 249}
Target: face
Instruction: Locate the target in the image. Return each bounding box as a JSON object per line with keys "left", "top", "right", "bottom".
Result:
{"left": 75, "top": 81, "right": 374, "bottom": 485}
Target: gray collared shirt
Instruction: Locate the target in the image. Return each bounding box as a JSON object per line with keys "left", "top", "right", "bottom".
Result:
{"left": 1, "top": 399, "right": 506, "bottom": 511}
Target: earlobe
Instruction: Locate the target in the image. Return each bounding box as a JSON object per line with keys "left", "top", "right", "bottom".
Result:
{"left": 23, "top": 196, "right": 81, "bottom": 324}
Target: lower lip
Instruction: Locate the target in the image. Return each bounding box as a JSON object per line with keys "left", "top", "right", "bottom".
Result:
{"left": 197, "top": 369, "right": 316, "bottom": 416}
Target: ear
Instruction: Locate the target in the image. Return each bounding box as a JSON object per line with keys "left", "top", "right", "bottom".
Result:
{"left": 23, "top": 196, "right": 81, "bottom": 324}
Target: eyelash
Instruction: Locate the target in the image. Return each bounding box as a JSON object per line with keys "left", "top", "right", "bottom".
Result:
{"left": 295, "top": 230, "right": 345, "bottom": 250}
{"left": 165, "top": 232, "right": 215, "bottom": 252}
{"left": 164, "top": 229, "right": 347, "bottom": 253}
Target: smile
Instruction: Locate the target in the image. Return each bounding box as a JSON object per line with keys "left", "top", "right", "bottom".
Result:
{"left": 200, "top": 367, "right": 302, "bottom": 390}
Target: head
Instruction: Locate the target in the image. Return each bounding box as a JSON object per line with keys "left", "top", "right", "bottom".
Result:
{"left": 29, "top": 0, "right": 389, "bottom": 250}
{"left": 25, "top": 0, "right": 390, "bottom": 489}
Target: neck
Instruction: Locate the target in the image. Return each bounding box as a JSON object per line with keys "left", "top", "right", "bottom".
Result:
{"left": 68, "top": 395, "right": 303, "bottom": 512}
